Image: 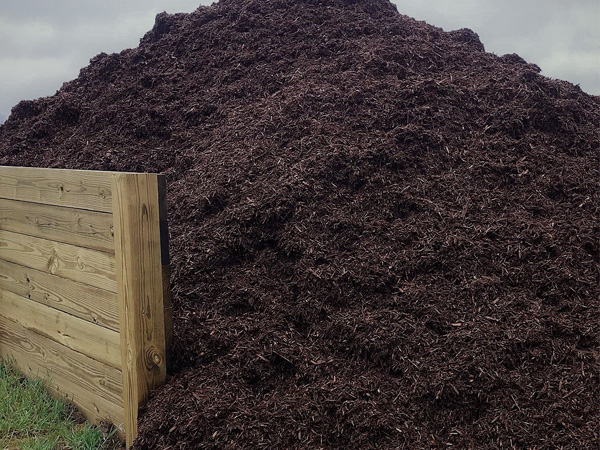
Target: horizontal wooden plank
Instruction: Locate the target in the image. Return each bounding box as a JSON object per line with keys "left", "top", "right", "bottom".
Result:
{"left": 0, "top": 198, "right": 114, "bottom": 253}
{"left": 76, "top": 401, "right": 124, "bottom": 438}
{"left": 0, "top": 289, "right": 121, "bottom": 368}
{"left": 0, "top": 259, "right": 119, "bottom": 331}
{"left": 0, "top": 166, "right": 116, "bottom": 212}
{"left": 0, "top": 230, "right": 116, "bottom": 292}
{"left": 0, "top": 315, "right": 124, "bottom": 427}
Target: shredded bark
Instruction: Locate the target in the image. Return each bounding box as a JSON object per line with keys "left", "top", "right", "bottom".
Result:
{"left": 0, "top": 1, "right": 598, "bottom": 448}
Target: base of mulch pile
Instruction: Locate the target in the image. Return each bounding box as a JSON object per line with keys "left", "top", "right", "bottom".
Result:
{"left": 0, "top": 0, "right": 599, "bottom": 448}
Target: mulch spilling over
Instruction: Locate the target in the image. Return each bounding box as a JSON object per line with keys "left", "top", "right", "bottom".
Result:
{"left": 1, "top": 0, "right": 599, "bottom": 448}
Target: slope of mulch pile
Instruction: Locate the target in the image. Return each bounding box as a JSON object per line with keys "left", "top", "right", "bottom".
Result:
{"left": 1, "top": 0, "right": 599, "bottom": 448}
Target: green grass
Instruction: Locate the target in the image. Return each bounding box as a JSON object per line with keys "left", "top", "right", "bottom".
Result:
{"left": 0, "top": 360, "right": 120, "bottom": 450}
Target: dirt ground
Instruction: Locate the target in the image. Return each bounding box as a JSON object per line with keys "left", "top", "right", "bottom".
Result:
{"left": 0, "top": 1, "right": 598, "bottom": 448}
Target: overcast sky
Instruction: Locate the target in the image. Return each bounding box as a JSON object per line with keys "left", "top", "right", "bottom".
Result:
{"left": 0, "top": 0, "right": 598, "bottom": 123}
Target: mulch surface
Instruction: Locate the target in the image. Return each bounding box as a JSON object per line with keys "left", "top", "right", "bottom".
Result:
{"left": 1, "top": 0, "right": 599, "bottom": 448}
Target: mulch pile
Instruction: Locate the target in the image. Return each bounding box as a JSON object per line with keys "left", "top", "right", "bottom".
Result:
{"left": 1, "top": 0, "right": 599, "bottom": 448}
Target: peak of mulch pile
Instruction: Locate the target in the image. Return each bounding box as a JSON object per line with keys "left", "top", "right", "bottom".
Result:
{"left": 1, "top": 0, "right": 599, "bottom": 448}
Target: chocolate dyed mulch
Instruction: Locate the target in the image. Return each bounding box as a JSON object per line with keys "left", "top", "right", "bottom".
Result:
{"left": 1, "top": 1, "right": 599, "bottom": 448}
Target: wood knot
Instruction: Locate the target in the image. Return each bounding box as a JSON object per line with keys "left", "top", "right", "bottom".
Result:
{"left": 146, "top": 347, "right": 163, "bottom": 368}
{"left": 47, "top": 254, "right": 59, "bottom": 274}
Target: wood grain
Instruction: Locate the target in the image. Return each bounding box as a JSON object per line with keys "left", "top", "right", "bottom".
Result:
{"left": 0, "top": 259, "right": 119, "bottom": 331}
{"left": 0, "top": 198, "right": 114, "bottom": 252}
{"left": 0, "top": 230, "right": 116, "bottom": 292}
{"left": 0, "top": 314, "right": 124, "bottom": 427}
{"left": 0, "top": 166, "right": 115, "bottom": 212}
{"left": 0, "top": 166, "right": 172, "bottom": 447}
{"left": 113, "top": 173, "right": 167, "bottom": 447}
{"left": 0, "top": 289, "right": 121, "bottom": 368}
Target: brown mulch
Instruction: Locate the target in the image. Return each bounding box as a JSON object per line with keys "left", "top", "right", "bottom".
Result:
{"left": 0, "top": 0, "right": 599, "bottom": 448}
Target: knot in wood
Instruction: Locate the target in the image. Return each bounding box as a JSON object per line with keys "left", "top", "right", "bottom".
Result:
{"left": 145, "top": 347, "right": 162, "bottom": 368}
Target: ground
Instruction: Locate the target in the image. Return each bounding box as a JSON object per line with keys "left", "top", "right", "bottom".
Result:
{"left": 0, "top": 360, "right": 120, "bottom": 450}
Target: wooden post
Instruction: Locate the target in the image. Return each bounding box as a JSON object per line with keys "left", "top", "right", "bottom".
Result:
{"left": 158, "top": 175, "right": 173, "bottom": 371}
{"left": 112, "top": 173, "right": 169, "bottom": 447}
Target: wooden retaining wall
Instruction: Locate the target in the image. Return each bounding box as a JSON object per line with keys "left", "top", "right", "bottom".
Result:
{"left": 0, "top": 166, "right": 172, "bottom": 447}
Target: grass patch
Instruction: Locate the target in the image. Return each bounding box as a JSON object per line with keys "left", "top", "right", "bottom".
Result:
{"left": 0, "top": 360, "right": 120, "bottom": 450}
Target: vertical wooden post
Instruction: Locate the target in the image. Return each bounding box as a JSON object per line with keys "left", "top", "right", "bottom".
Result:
{"left": 112, "top": 173, "right": 169, "bottom": 448}
{"left": 158, "top": 175, "right": 173, "bottom": 371}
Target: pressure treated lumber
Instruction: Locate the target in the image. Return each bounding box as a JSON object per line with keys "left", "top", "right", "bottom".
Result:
{"left": 0, "top": 166, "right": 171, "bottom": 447}
{"left": 0, "top": 289, "right": 121, "bottom": 368}
{"left": 0, "top": 166, "right": 115, "bottom": 212}
{"left": 112, "top": 172, "right": 168, "bottom": 447}
{"left": 0, "top": 258, "right": 119, "bottom": 331}
{"left": 0, "top": 314, "right": 124, "bottom": 426}
{"left": 0, "top": 197, "right": 114, "bottom": 252}
{"left": 158, "top": 175, "right": 173, "bottom": 367}
{"left": 0, "top": 229, "right": 117, "bottom": 292}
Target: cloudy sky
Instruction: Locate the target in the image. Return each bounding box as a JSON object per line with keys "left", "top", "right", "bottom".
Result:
{"left": 0, "top": 0, "right": 598, "bottom": 123}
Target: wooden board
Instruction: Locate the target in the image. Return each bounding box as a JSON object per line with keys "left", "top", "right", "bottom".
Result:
{"left": 0, "top": 198, "right": 114, "bottom": 253}
{"left": 113, "top": 173, "right": 167, "bottom": 447}
{"left": 0, "top": 315, "right": 124, "bottom": 426}
{"left": 0, "top": 166, "right": 115, "bottom": 212}
{"left": 0, "top": 230, "right": 116, "bottom": 292}
{"left": 0, "top": 259, "right": 119, "bottom": 331}
{"left": 0, "top": 289, "right": 121, "bottom": 368}
{"left": 158, "top": 176, "right": 173, "bottom": 368}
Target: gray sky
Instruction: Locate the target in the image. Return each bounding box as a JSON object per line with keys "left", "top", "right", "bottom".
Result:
{"left": 0, "top": 0, "right": 598, "bottom": 123}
